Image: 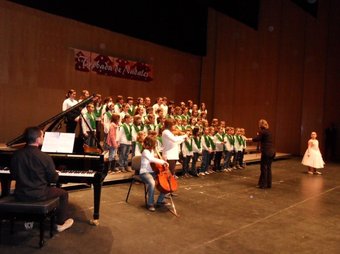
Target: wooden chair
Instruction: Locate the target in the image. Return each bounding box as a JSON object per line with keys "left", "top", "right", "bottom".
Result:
{"left": 125, "top": 156, "right": 147, "bottom": 207}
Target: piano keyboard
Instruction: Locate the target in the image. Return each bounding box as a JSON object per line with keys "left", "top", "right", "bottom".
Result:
{"left": 0, "top": 168, "right": 10, "bottom": 174}
{"left": 0, "top": 168, "right": 96, "bottom": 178}
{"left": 58, "top": 170, "right": 96, "bottom": 177}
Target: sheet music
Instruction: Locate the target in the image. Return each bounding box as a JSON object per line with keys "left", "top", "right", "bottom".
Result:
{"left": 41, "top": 132, "right": 75, "bottom": 153}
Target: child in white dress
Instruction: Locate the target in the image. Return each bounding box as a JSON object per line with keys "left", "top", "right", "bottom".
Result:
{"left": 301, "top": 131, "right": 325, "bottom": 175}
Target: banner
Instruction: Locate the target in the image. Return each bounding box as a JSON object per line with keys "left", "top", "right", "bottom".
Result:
{"left": 74, "top": 49, "right": 153, "bottom": 82}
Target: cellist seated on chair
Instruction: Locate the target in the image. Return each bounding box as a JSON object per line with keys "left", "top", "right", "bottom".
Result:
{"left": 139, "top": 136, "right": 169, "bottom": 212}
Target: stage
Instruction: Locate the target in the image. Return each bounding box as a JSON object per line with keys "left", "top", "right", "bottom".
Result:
{"left": 1, "top": 157, "right": 340, "bottom": 254}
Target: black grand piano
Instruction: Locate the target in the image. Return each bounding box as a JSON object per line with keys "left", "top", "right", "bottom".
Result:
{"left": 0, "top": 95, "right": 107, "bottom": 226}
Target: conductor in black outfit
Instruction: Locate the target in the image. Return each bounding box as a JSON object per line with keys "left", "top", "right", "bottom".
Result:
{"left": 10, "top": 126, "right": 74, "bottom": 232}
{"left": 247, "top": 119, "right": 276, "bottom": 189}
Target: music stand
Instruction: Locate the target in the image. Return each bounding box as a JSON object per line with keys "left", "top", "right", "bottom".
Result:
{"left": 41, "top": 132, "right": 75, "bottom": 153}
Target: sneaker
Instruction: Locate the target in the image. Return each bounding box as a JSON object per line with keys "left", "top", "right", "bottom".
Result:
{"left": 147, "top": 205, "right": 155, "bottom": 212}
{"left": 307, "top": 171, "right": 314, "bottom": 175}
{"left": 56, "top": 218, "right": 74, "bottom": 232}
{"left": 156, "top": 201, "right": 170, "bottom": 207}
{"left": 191, "top": 171, "right": 199, "bottom": 177}
{"left": 198, "top": 172, "right": 205, "bottom": 176}
{"left": 314, "top": 171, "right": 322, "bottom": 175}
{"left": 204, "top": 171, "right": 210, "bottom": 175}
{"left": 24, "top": 221, "right": 34, "bottom": 230}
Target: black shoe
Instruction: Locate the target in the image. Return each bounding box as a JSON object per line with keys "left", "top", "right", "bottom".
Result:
{"left": 189, "top": 171, "right": 199, "bottom": 177}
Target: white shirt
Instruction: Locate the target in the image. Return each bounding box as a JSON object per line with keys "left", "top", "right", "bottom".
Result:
{"left": 192, "top": 136, "right": 202, "bottom": 153}
{"left": 62, "top": 98, "right": 78, "bottom": 111}
{"left": 81, "top": 112, "right": 96, "bottom": 135}
{"left": 152, "top": 103, "right": 163, "bottom": 114}
{"left": 162, "top": 104, "right": 168, "bottom": 116}
{"left": 118, "top": 124, "right": 132, "bottom": 145}
{"left": 182, "top": 137, "right": 194, "bottom": 157}
{"left": 214, "top": 133, "right": 225, "bottom": 152}
{"left": 162, "top": 129, "right": 186, "bottom": 160}
{"left": 140, "top": 149, "right": 166, "bottom": 174}
{"left": 103, "top": 111, "right": 113, "bottom": 134}
{"left": 134, "top": 142, "right": 143, "bottom": 157}
{"left": 234, "top": 135, "right": 244, "bottom": 152}
{"left": 224, "top": 135, "right": 234, "bottom": 152}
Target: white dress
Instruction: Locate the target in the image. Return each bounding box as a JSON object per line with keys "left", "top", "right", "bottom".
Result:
{"left": 301, "top": 139, "right": 325, "bottom": 169}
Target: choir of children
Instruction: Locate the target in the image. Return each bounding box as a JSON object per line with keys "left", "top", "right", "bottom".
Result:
{"left": 66, "top": 90, "right": 250, "bottom": 176}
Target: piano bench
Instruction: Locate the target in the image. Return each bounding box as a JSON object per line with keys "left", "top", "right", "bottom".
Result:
{"left": 0, "top": 196, "right": 59, "bottom": 248}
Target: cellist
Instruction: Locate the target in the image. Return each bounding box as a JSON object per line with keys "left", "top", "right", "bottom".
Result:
{"left": 140, "top": 136, "right": 169, "bottom": 212}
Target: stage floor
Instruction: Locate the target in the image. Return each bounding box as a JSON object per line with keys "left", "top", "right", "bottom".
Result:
{"left": 1, "top": 157, "right": 340, "bottom": 254}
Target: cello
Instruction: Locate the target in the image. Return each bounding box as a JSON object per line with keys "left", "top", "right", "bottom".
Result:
{"left": 151, "top": 162, "right": 178, "bottom": 194}
{"left": 150, "top": 149, "right": 179, "bottom": 216}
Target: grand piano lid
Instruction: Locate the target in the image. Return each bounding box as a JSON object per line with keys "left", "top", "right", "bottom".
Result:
{"left": 6, "top": 95, "right": 95, "bottom": 147}
{"left": 0, "top": 143, "right": 18, "bottom": 151}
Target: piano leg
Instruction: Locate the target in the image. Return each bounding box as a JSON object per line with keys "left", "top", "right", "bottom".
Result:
{"left": 89, "top": 176, "right": 102, "bottom": 226}
{"left": 0, "top": 178, "right": 11, "bottom": 198}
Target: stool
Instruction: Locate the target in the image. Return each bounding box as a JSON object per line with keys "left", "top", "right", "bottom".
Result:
{"left": 0, "top": 196, "right": 59, "bottom": 248}
{"left": 125, "top": 156, "right": 148, "bottom": 207}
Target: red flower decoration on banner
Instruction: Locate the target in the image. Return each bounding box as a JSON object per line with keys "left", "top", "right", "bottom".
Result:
{"left": 92, "top": 55, "right": 114, "bottom": 76}
{"left": 75, "top": 51, "right": 90, "bottom": 72}
{"left": 130, "top": 62, "right": 152, "bottom": 81}
{"left": 115, "top": 58, "right": 130, "bottom": 77}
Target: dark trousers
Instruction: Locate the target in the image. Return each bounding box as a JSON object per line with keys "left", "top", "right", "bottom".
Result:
{"left": 233, "top": 151, "right": 242, "bottom": 166}
{"left": 84, "top": 131, "right": 97, "bottom": 147}
{"left": 182, "top": 156, "right": 192, "bottom": 174}
{"left": 66, "top": 121, "right": 77, "bottom": 133}
{"left": 223, "top": 151, "right": 233, "bottom": 169}
{"left": 214, "top": 151, "right": 223, "bottom": 171}
{"left": 167, "top": 160, "right": 177, "bottom": 175}
{"left": 258, "top": 153, "right": 275, "bottom": 188}
{"left": 191, "top": 152, "right": 200, "bottom": 174}
{"left": 209, "top": 152, "right": 214, "bottom": 168}
{"left": 200, "top": 150, "right": 210, "bottom": 173}
{"left": 95, "top": 121, "right": 102, "bottom": 142}
{"left": 239, "top": 149, "right": 245, "bottom": 166}
{"left": 45, "top": 187, "right": 69, "bottom": 225}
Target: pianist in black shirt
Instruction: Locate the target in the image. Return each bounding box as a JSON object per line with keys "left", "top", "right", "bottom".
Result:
{"left": 10, "top": 126, "right": 74, "bottom": 232}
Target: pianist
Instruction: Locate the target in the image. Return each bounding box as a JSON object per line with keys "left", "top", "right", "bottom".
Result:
{"left": 10, "top": 126, "right": 74, "bottom": 232}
